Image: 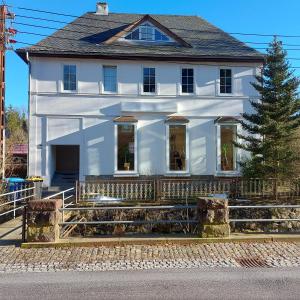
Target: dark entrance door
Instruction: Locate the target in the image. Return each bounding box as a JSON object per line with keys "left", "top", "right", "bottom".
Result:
{"left": 55, "top": 145, "right": 79, "bottom": 173}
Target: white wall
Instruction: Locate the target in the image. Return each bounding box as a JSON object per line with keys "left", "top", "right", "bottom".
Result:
{"left": 28, "top": 57, "right": 262, "bottom": 185}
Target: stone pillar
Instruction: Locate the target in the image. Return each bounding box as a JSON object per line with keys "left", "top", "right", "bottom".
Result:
{"left": 27, "top": 199, "right": 62, "bottom": 242}
{"left": 198, "top": 197, "right": 230, "bottom": 238}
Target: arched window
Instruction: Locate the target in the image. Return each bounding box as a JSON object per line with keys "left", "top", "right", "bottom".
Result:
{"left": 125, "top": 22, "right": 170, "bottom": 42}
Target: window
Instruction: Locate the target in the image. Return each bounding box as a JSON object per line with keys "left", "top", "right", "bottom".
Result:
{"left": 168, "top": 125, "right": 187, "bottom": 171}
{"left": 143, "top": 67, "right": 156, "bottom": 93}
{"left": 181, "top": 68, "right": 194, "bottom": 94}
{"left": 125, "top": 22, "right": 170, "bottom": 42}
{"left": 103, "top": 66, "right": 117, "bottom": 93}
{"left": 117, "top": 124, "right": 135, "bottom": 172}
{"left": 220, "top": 125, "right": 237, "bottom": 171}
{"left": 63, "top": 65, "right": 76, "bottom": 91}
{"left": 220, "top": 69, "right": 232, "bottom": 94}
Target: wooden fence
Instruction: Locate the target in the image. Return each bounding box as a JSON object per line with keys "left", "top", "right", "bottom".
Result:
{"left": 77, "top": 178, "right": 300, "bottom": 202}
{"left": 78, "top": 180, "right": 155, "bottom": 202}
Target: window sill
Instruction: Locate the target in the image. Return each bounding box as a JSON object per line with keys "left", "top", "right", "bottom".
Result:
{"left": 217, "top": 93, "right": 234, "bottom": 97}
{"left": 164, "top": 172, "right": 191, "bottom": 177}
{"left": 113, "top": 172, "right": 140, "bottom": 178}
{"left": 215, "top": 171, "right": 240, "bottom": 177}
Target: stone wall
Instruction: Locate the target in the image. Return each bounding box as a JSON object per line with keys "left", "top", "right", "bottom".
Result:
{"left": 27, "top": 199, "right": 62, "bottom": 242}
{"left": 198, "top": 197, "right": 230, "bottom": 238}
{"left": 25, "top": 197, "right": 231, "bottom": 242}
{"left": 230, "top": 207, "right": 300, "bottom": 233}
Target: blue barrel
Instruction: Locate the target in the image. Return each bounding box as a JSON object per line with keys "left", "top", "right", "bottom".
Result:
{"left": 6, "top": 177, "right": 26, "bottom": 192}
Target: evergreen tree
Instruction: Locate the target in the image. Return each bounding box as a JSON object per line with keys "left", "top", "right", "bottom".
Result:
{"left": 236, "top": 38, "right": 300, "bottom": 179}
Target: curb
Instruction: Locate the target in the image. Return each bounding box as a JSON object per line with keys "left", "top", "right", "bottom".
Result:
{"left": 21, "top": 234, "right": 300, "bottom": 248}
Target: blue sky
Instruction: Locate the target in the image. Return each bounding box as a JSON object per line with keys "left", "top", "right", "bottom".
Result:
{"left": 6, "top": 0, "right": 300, "bottom": 109}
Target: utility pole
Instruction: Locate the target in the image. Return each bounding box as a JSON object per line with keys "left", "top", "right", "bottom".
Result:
{"left": 0, "top": 5, "right": 15, "bottom": 179}
{"left": 0, "top": 5, "right": 6, "bottom": 179}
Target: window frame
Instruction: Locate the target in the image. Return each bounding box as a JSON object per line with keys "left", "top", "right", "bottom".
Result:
{"left": 124, "top": 22, "right": 172, "bottom": 43}
{"left": 102, "top": 65, "right": 118, "bottom": 94}
{"left": 218, "top": 67, "right": 234, "bottom": 96}
{"left": 61, "top": 64, "right": 77, "bottom": 93}
{"left": 114, "top": 122, "right": 138, "bottom": 176}
{"left": 165, "top": 123, "right": 190, "bottom": 175}
{"left": 215, "top": 122, "right": 240, "bottom": 176}
{"left": 180, "top": 67, "right": 195, "bottom": 95}
{"left": 142, "top": 66, "right": 156, "bottom": 95}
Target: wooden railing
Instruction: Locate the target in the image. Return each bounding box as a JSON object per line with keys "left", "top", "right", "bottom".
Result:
{"left": 77, "top": 178, "right": 300, "bottom": 202}
{"left": 158, "top": 179, "right": 232, "bottom": 200}
{"left": 78, "top": 180, "right": 155, "bottom": 202}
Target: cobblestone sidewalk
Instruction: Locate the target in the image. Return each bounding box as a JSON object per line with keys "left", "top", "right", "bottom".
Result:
{"left": 0, "top": 242, "right": 299, "bottom": 273}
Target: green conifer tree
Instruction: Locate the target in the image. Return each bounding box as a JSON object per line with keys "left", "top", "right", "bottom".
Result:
{"left": 236, "top": 38, "right": 300, "bottom": 179}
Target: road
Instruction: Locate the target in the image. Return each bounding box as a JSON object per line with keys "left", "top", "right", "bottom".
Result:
{"left": 1, "top": 267, "right": 299, "bottom": 300}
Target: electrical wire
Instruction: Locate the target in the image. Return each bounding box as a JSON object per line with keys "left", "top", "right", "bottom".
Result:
{"left": 4, "top": 5, "right": 300, "bottom": 39}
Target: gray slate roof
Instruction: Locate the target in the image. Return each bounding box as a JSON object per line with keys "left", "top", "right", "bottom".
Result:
{"left": 16, "top": 12, "right": 264, "bottom": 62}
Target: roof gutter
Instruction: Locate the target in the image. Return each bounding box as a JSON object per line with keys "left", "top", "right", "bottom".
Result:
{"left": 16, "top": 50, "right": 265, "bottom": 64}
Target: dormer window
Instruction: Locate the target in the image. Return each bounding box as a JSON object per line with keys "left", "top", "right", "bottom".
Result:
{"left": 125, "top": 22, "right": 170, "bottom": 42}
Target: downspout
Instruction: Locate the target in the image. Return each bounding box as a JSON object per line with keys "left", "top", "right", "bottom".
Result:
{"left": 26, "top": 51, "right": 30, "bottom": 179}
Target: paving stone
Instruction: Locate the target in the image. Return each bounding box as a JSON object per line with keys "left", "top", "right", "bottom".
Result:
{"left": 0, "top": 242, "right": 299, "bottom": 273}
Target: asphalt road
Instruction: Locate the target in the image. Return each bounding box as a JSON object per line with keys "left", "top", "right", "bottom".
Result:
{"left": 1, "top": 268, "right": 299, "bottom": 300}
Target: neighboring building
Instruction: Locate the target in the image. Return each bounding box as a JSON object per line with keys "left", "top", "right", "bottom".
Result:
{"left": 7, "top": 144, "right": 28, "bottom": 178}
{"left": 16, "top": 3, "right": 264, "bottom": 187}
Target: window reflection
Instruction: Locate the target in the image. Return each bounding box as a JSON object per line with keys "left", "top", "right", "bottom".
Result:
{"left": 117, "top": 124, "right": 135, "bottom": 171}
{"left": 220, "top": 125, "right": 236, "bottom": 171}
{"left": 169, "top": 125, "right": 186, "bottom": 171}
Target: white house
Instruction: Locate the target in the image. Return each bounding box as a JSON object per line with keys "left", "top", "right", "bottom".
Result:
{"left": 17, "top": 3, "right": 264, "bottom": 187}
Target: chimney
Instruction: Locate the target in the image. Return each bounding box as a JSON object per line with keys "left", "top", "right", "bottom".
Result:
{"left": 96, "top": 2, "right": 109, "bottom": 15}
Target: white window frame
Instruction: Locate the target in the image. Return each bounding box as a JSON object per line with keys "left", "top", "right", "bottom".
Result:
{"left": 217, "top": 67, "right": 234, "bottom": 96}
{"left": 123, "top": 22, "right": 172, "bottom": 43}
{"left": 141, "top": 66, "right": 157, "bottom": 95}
{"left": 60, "top": 64, "right": 78, "bottom": 93}
{"left": 179, "top": 67, "right": 195, "bottom": 95}
{"left": 215, "top": 122, "right": 241, "bottom": 176}
{"left": 114, "top": 122, "right": 138, "bottom": 176}
{"left": 101, "top": 65, "right": 118, "bottom": 94}
{"left": 165, "top": 123, "right": 190, "bottom": 176}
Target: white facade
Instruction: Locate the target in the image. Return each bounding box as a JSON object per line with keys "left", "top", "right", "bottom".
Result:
{"left": 28, "top": 57, "right": 261, "bottom": 186}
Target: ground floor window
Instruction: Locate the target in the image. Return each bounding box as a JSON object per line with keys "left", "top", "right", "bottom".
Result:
{"left": 117, "top": 124, "right": 136, "bottom": 172}
{"left": 168, "top": 125, "right": 187, "bottom": 172}
{"left": 220, "top": 125, "right": 237, "bottom": 171}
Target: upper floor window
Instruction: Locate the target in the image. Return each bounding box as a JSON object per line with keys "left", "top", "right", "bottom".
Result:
{"left": 103, "top": 66, "right": 117, "bottom": 93}
{"left": 125, "top": 22, "right": 170, "bottom": 42}
{"left": 143, "top": 67, "right": 156, "bottom": 93}
{"left": 220, "top": 69, "right": 232, "bottom": 94}
{"left": 63, "top": 65, "right": 76, "bottom": 91}
{"left": 181, "top": 68, "right": 194, "bottom": 94}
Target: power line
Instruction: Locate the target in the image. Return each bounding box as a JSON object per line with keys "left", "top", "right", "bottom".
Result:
{"left": 6, "top": 5, "right": 300, "bottom": 39}
{"left": 13, "top": 28, "right": 300, "bottom": 53}
{"left": 10, "top": 15, "right": 300, "bottom": 48}
{"left": 12, "top": 40, "right": 300, "bottom": 69}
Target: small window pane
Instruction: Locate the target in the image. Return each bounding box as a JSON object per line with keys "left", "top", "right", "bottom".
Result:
{"left": 169, "top": 125, "right": 186, "bottom": 171}
{"left": 181, "top": 68, "right": 194, "bottom": 94}
{"left": 117, "top": 124, "right": 135, "bottom": 171}
{"left": 103, "top": 66, "right": 117, "bottom": 93}
{"left": 63, "top": 65, "right": 77, "bottom": 91}
{"left": 220, "top": 69, "right": 232, "bottom": 94}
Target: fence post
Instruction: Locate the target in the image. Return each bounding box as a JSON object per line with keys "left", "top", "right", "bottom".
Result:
{"left": 198, "top": 196, "right": 230, "bottom": 238}
{"left": 22, "top": 206, "right": 27, "bottom": 242}
{"left": 75, "top": 180, "right": 78, "bottom": 204}
{"left": 62, "top": 192, "right": 65, "bottom": 223}
{"left": 13, "top": 192, "right": 16, "bottom": 219}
